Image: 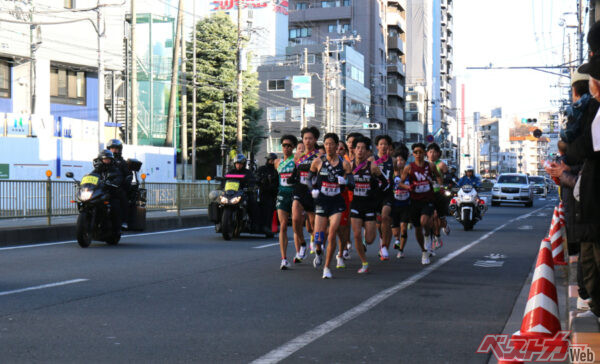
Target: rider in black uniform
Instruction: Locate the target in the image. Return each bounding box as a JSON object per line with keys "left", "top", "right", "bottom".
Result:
{"left": 107, "top": 139, "right": 132, "bottom": 229}
{"left": 92, "top": 150, "right": 124, "bottom": 237}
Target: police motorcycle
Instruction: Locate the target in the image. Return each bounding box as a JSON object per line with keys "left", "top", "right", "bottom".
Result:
{"left": 208, "top": 154, "right": 267, "bottom": 240}
{"left": 448, "top": 184, "right": 487, "bottom": 231}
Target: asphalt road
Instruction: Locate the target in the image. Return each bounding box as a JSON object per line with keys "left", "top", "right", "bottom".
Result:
{"left": 0, "top": 195, "right": 559, "bottom": 363}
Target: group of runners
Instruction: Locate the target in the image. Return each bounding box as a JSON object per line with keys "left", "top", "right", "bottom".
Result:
{"left": 274, "top": 126, "right": 452, "bottom": 279}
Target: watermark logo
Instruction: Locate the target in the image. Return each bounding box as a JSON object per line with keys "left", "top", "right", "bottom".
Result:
{"left": 477, "top": 331, "right": 595, "bottom": 363}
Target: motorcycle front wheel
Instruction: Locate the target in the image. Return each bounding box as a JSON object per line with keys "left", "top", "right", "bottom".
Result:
{"left": 221, "top": 208, "right": 234, "bottom": 240}
{"left": 76, "top": 212, "right": 93, "bottom": 248}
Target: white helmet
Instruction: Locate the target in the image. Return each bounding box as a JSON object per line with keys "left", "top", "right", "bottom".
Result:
{"left": 466, "top": 165, "right": 474, "bottom": 172}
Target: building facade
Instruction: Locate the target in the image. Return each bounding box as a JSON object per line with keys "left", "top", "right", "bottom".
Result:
{"left": 385, "top": 0, "right": 407, "bottom": 141}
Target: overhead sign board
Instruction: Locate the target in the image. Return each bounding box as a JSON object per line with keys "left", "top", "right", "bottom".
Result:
{"left": 292, "top": 75, "right": 311, "bottom": 99}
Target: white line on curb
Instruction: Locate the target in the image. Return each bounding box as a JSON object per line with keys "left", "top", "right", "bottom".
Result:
{"left": 0, "top": 226, "right": 214, "bottom": 251}
{"left": 253, "top": 243, "right": 280, "bottom": 249}
{"left": 0, "top": 279, "right": 89, "bottom": 297}
{"left": 249, "top": 205, "right": 549, "bottom": 364}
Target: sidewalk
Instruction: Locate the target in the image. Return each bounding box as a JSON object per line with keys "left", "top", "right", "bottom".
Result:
{"left": 0, "top": 209, "right": 210, "bottom": 247}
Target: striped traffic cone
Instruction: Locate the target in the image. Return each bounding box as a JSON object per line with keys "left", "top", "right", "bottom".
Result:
{"left": 498, "top": 239, "right": 563, "bottom": 363}
{"left": 548, "top": 209, "right": 567, "bottom": 266}
{"left": 557, "top": 202, "right": 566, "bottom": 227}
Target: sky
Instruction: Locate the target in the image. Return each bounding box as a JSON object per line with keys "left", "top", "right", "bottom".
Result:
{"left": 453, "top": 0, "right": 580, "bottom": 121}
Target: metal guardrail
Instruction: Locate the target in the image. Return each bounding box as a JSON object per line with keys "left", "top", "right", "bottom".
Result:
{"left": 0, "top": 179, "right": 218, "bottom": 224}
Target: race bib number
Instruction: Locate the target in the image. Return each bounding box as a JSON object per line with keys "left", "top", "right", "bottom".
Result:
{"left": 394, "top": 188, "right": 410, "bottom": 201}
{"left": 280, "top": 172, "right": 293, "bottom": 187}
{"left": 354, "top": 182, "right": 370, "bottom": 197}
{"left": 224, "top": 181, "right": 240, "bottom": 191}
{"left": 300, "top": 171, "right": 309, "bottom": 185}
{"left": 320, "top": 181, "right": 340, "bottom": 196}
{"left": 81, "top": 175, "right": 99, "bottom": 185}
{"left": 414, "top": 181, "right": 431, "bottom": 193}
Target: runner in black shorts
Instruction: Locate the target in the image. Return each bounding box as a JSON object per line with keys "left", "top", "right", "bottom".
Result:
{"left": 290, "top": 127, "right": 320, "bottom": 263}
{"left": 390, "top": 144, "right": 411, "bottom": 259}
{"left": 349, "top": 137, "right": 387, "bottom": 274}
{"left": 372, "top": 135, "right": 394, "bottom": 261}
{"left": 426, "top": 143, "right": 450, "bottom": 250}
{"left": 308, "top": 133, "right": 353, "bottom": 279}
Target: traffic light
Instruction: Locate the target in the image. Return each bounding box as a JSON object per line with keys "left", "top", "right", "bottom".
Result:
{"left": 521, "top": 118, "right": 538, "bottom": 124}
{"left": 462, "top": 153, "right": 471, "bottom": 157}
{"left": 362, "top": 123, "right": 381, "bottom": 130}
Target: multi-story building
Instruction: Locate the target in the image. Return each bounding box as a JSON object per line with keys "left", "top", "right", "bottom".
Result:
{"left": 287, "top": 0, "right": 389, "bottom": 133}
{"left": 508, "top": 135, "right": 550, "bottom": 176}
{"left": 478, "top": 117, "right": 500, "bottom": 177}
{"left": 385, "top": 0, "right": 407, "bottom": 141}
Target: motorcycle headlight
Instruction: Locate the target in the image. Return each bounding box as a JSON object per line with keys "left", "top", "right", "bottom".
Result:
{"left": 79, "top": 189, "right": 93, "bottom": 201}
{"left": 444, "top": 190, "right": 452, "bottom": 197}
{"left": 230, "top": 196, "right": 242, "bottom": 204}
{"left": 463, "top": 196, "right": 472, "bottom": 201}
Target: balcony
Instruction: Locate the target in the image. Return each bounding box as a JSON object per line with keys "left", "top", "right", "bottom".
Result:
{"left": 387, "top": 81, "right": 405, "bottom": 98}
{"left": 441, "top": 0, "right": 447, "bottom": 8}
{"left": 387, "top": 106, "right": 404, "bottom": 120}
{"left": 386, "top": 11, "right": 406, "bottom": 33}
{"left": 387, "top": 60, "right": 406, "bottom": 76}
{"left": 387, "top": 0, "right": 406, "bottom": 11}
{"left": 289, "top": 5, "right": 351, "bottom": 23}
{"left": 387, "top": 36, "right": 405, "bottom": 55}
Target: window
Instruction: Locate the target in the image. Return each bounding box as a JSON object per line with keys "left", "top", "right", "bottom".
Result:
{"left": 348, "top": 65, "right": 364, "bottom": 84}
{"left": 0, "top": 61, "right": 10, "bottom": 98}
{"left": 289, "top": 27, "right": 312, "bottom": 39}
{"left": 295, "top": 2, "right": 308, "bottom": 9}
{"left": 291, "top": 106, "right": 301, "bottom": 122}
{"left": 328, "top": 23, "right": 349, "bottom": 34}
{"left": 340, "top": 24, "right": 350, "bottom": 33}
{"left": 50, "top": 66, "right": 86, "bottom": 105}
{"left": 267, "top": 107, "right": 285, "bottom": 122}
{"left": 267, "top": 79, "right": 285, "bottom": 91}
{"left": 64, "top": 0, "right": 75, "bottom": 9}
{"left": 328, "top": 24, "right": 336, "bottom": 33}
{"left": 321, "top": 1, "right": 336, "bottom": 7}
{"left": 343, "top": 0, "right": 351, "bottom": 5}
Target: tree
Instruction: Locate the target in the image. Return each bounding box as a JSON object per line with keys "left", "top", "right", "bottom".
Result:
{"left": 185, "top": 13, "right": 261, "bottom": 176}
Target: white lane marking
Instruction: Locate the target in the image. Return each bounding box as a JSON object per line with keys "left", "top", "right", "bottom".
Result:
{"left": 249, "top": 205, "right": 548, "bottom": 364}
{"left": 474, "top": 260, "right": 505, "bottom": 268}
{"left": 518, "top": 225, "right": 533, "bottom": 230}
{"left": 485, "top": 253, "right": 507, "bottom": 260}
{"left": 253, "top": 242, "right": 279, "bottom": 249}
{"left": 0, "top": 226, "right": 214, "bottom": 251}
{"left": 0, "top": 279, "right": 89, "bottom": 297}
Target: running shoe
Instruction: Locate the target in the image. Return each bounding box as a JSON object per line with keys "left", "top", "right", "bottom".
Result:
{"left": 280, "top": 259, "right": 291, "bottom": 270}
{"left": 379, "top": 246, "right": 390, "bottom": 261}
{"left": 435, "top": 236, "right": 443, "bottom": 249}
{"left": 421, "top": 251, "right": 430, "bottom": 265}
{"left": 322, "top": 267, "right": 332, "bottom": 279}
{"left": 346, "top": 242, "right": 352, "bottom": 252}
{"left": 393, "top": 240, "right": 401, "bottom": 250}
{"left": 358, "top": 262, "right": 369, "bottom": 274}
{"left": 313, "top": 253, "right": 322, "bottom": 268}
{"left": 397, "top": 250, "right": 405, "bottom": 259}
{"left": 342, "top": 249, "right": 351, "bottom": 260}
{"left": 336, "top": 256, "right": 346, "bottom": 269}
{"left": 298, "top": 245, "right": 307, "bottom": 260}
{"left": 310, "top": 242, "right": 315, "bottom": 255}
{"left": 443, "top": 224, "right": 451, "bottom": 236}
{"left": 293, "top": 254, "right": 303, "bottom": 264}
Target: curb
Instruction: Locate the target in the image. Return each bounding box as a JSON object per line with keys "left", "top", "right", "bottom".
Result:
{"left": 0, "top": 214, "right": 212, "bottom": 247}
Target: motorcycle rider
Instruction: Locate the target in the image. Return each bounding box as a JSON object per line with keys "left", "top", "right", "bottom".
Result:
{"left": 92, "top": 150, "right": 125, "bottom": 237}
{"left": 107, "top": 139, "right": 132, "bottom": 229}
{"left": 256, "top": 153, "right": 279, "bottom": 238}
{"left": 457, "top": 166, "right": 482, "bottom": 188}
{"left": 223, "top": 154, "right": 260, "bottom": 232}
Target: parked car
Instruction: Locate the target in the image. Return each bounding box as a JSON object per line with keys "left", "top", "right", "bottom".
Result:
{"left": 491, "top": 173, "right": 534, "bottom": 207}
{"left": 528, "top": 176, "right": 548, "bottom": 197}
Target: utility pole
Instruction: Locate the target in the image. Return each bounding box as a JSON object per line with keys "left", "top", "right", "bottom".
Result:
{"left": 166, "top": 0, "right": 183, "bottom": 147}
{"left": 191, "top": 0, "right": 197, "bottom": 181}
{"left": 222, "top": 100, "right": 227, "bottom": 177}
{"left": 323, "top": 36, "right": 330, "bottom": 133}
{"left": 29, "top": 2, "right": 37, "bottom": 118}
{"left": 131, "top": 0, "right": 138, "bottom": 145}
{"left": 301, "top": 47, "right": 308, "bottom": 129}
{"left": 577, "top": 0, "right": 584, "bottom": 64}
{"left": 97, "top": 0, "right": 106, "bottom": 152}
{"left": 180, "top": 13, "right": 188, "bottom": 180}
{"left": 236, "top": 1, "right": 244, "bottom": 153}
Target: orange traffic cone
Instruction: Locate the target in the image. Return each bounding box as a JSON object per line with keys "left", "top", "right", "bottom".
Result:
{"left": 557, "top": 202, "right": 566, "bottom": 227}
{"left": 271, "top": 211, "right": 279, "bottom": 233}
{"left": 498, "top": 239, "right": 563, "bottom": 363}
{"left": 548, "top": 208, "right": 567, "bottom": 266}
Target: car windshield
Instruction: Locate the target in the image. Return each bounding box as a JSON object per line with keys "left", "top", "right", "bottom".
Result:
{"left": 529, "top": 176, "right": 544, "bottom": 184}
{"left": 497, "top": 175, "right": 527, "bottom": 184}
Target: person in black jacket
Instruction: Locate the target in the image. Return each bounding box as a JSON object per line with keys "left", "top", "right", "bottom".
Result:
{"left": 256, "top": 153, "right": 279, "bottom": 236}
{"left": 107, "top": 139, "right": 132, "bottom": 228}
{"left": 92, "top": 150, "right": 125, "bottom": 236}
{"left": 223, "top": 154, "right": 260, "bottom": 232}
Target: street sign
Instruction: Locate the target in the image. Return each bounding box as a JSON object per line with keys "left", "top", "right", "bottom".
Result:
{"left": 292, "top": 75, "right": 311, "bottom": 99}
{"left": 426, "top": 134, "right": 434, "bottom": 143}
{"left": 305, "top": 103, "right": 315, "bottom": 118}
{"left": 0, "top": 164, "right": 8, "bottom": 179}
{"left": 362, "top": 123, "right": 380, "bottom": 130}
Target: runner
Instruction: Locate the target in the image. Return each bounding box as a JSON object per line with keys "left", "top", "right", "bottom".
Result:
{"left": 336, "top": 141, "right": 352, "bottom": 267}
{"left": 308, "top": 133, "right": 353, "bottom": 279}
{"left": 275, "top": 135, "right": 299, "bottom": 270}
{"left": 391, "top": 144, "right": 411, "bottom": 258}
{"left": 372, "top": 135, "right": 394, "bottom": 261}
{"left": 291, "top": 126, "right": 320, "bottom": 264}
{"left": 426, "top": 143, "right": 450, "bottom": 251}
{"left": 342, "top": 132, "right": 362, "bottom": 256}
{"left": 350, "top": 137, "right": 388, "bottom": 274}
{"left": 400, "top": 143, "right": 443, "bottom": 265}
